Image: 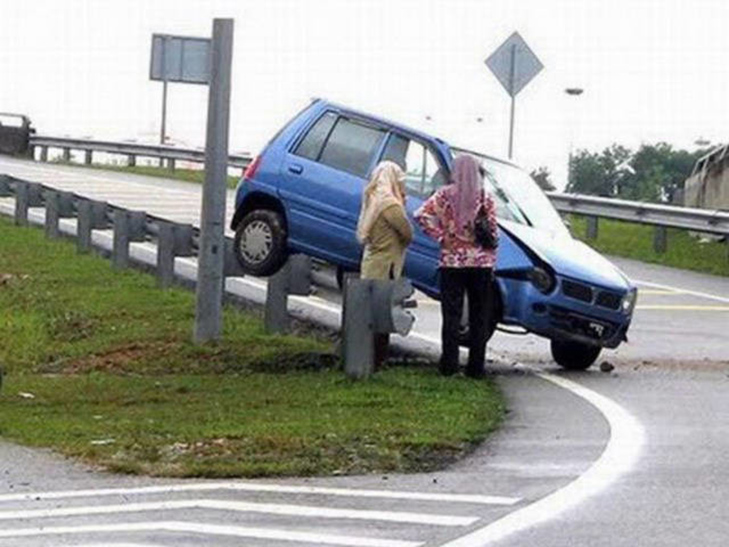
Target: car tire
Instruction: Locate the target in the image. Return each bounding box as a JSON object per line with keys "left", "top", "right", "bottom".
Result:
{"left": 550, "top": 339, "right": 601, "bottom": 370}
{"left": 233, "top": 209, "right": 288, "bottom": 277}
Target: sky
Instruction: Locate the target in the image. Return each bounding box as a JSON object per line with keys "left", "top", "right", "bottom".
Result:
{"left": 1, "top": 0, "right": 728, "bottom": 189}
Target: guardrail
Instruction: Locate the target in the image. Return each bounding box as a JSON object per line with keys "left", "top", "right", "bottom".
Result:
{"left": 29, "top": 135, "right": 252, "bottom": 171}
{"left": 546, "top": 191, "right": 729, "bottom": 253}
{"left": 0, "top": 173, "right": 416, "bottom": 379}
{"left": 19, "top": 135, "right": 729, "bottom": 255}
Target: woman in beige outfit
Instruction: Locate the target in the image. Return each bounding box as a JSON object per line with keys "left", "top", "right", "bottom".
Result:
{"left": 356, "top": 161, "right": 413, "bottom": 366}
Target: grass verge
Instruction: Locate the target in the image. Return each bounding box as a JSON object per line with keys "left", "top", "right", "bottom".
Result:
{"left": 50, "top": 160, "right": 241, "bottom": 189}
{"left": 570, "top": 215, "right": 729, "bottom": 277}
{"left": 0, "top": 216, "right": 503, "bottom": 478}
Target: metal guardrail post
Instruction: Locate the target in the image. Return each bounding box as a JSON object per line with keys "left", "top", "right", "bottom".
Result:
{"left": 0, "top": 175, "right": 12, "bottom": 197}
{"left": 223, "top": 238, "right": 247, "bottom": 278}
{"left": 343, "top": 280, "right": 375, "bottom": 379}
{"left": 63, "top": 148, "right": 71, "bottom": 162}
{"left": 127, "top": 154, "right": 136, "bottom": 167}
{"left": 40, "top": 146, "right": 48, "bottom": 162}
{"left": 76, "top": 200, "right": 109, "bottom": 253}
{"left": 156, "top": 221, "right": 194, "bottom": 288}
{"left": 43, "top": 190, "right": 75, "bottom": 238}
{"left": 112, "top": 210, "right": 147, "bottom": 270}
{"left": 13, "top": 181, "right": 42, "bottom": 226}
{"left": 168, "top": 158, "right": 176, "bottom": 172}
{"left": 264, "top": 254, "right": 312, "bottom": 334}
{"left": 343, "top": 279, "right": 417, "bottom": 379}
{"left": 84, "top": 150, "right": 93, "bottom": 165}
{"left": 653, "top": 225, "right": 668, "bottom": 254}
{"left": 586, "top": 215, "right": 599, "bottom": 239}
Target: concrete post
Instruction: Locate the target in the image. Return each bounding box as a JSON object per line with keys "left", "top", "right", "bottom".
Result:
{"left": 14, "top": 181, "right": 29, "bottom": 226}
{"left": 653, "top": 225, "right": 668, "bottom": 254}
{"left": 343, "top": 280, "right": 375, "bottom": 379}
{"left": 586, "top": 216, "right": 599, "bottom": 239}
{"left": 112, "top": 210, "right": 131, "bottom": 270}
{"left": 112, "top": 210, "right": 147, "bottom": 270}
{"left": 44, "top": 191, "right": 60, "bottom": 238}
{"left": 156, "top": 222, "right": 194, "bottom": 288}
{"left": 264, "top": 262, "right": 291, "bottom": 334}
{"left": 76, "top": 200, "right": 108, "bottom": 254}
{"left": 43, "top": 190, "right": 75, "bottom": 239}
{"left": 194, "top": 18, "right": 234, "bottom": 343}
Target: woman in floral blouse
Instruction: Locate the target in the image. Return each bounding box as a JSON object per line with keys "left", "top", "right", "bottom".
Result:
{"left": 414, "top": 154, "right": 498, "bottom": 378}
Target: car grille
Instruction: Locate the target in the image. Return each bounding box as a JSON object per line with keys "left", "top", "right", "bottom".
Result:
{"left": 562, "top": 279, "right": 593, "bottom": 303}
{"left": 596, "top": 291, "right": 622, "bottom": 310}
{"left": 562, "top": 279, "right": 623, "bottom": 311}
{"left": 549, "top": 305, "right": 615, "bottom": 342}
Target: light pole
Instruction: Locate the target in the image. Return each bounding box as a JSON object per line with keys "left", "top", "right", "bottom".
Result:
{"left": 565, "top": 87, "right": 583, "bottom": 189}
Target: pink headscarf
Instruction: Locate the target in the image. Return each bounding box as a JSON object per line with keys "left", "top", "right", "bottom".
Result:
{"left": 446, "top": 154, "right": 483, "bottom": 230}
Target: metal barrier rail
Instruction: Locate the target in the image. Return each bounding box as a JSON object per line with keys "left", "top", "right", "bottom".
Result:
{"left": 29, "top": 135, "right": 252, "bottom": 171}
{"left": 0, "top": 173, "right": 415, "bottom": 378}
{"left": 546, "top": 191, "right": 729, "bottom": 253}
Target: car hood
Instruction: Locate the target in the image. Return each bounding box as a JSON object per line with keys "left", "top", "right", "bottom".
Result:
{"left": 501, "top": 221, "right": 631, "bottom": 291}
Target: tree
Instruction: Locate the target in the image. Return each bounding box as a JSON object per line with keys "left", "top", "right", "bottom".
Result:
{"left": 566, "top": 145, "right": 632, "bottom": 197}
{"left": 530, "top": 166, "right": 555, "bottom": 191}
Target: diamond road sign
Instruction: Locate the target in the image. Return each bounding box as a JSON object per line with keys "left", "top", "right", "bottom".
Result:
{"left": 485, "top": 32, "right": 543, "bottom": 97}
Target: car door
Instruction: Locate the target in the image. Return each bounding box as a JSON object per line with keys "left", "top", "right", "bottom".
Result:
{"left": 279, "top": 111, "right": 387, "bottom": 267}
{"left": 379, "top": 133, "right": 446, "bottom": 296}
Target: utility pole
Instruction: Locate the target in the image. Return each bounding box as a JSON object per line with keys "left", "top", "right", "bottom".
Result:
{"left": 194, "top": 18, "right": 234, "bottom": 343}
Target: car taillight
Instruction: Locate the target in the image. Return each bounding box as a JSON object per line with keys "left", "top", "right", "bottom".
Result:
{"left": 243, "top": 155, "right": 262, "bottom": 181}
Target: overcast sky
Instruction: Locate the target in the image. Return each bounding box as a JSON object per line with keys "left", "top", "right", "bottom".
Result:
{"left": 1, "top": 0, "right": 727, "bottom": 188}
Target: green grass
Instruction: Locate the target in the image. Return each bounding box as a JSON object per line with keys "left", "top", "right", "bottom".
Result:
{"left": 0, "top": 217, "right": 503, "bottom": 477}
{"left": 50, "top": 160, "right": 241, "bottom": 189}
{"left": 570, "top": 215, "right": 729, "bottom": 277}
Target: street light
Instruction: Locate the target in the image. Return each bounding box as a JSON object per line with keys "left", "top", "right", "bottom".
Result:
{"left": 565, "top": 87, "right": 584, "bottom": 189}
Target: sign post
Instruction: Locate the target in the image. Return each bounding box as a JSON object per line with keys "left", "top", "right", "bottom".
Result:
{"left": 485, "top": 32, "right": 543, "bottom": 159}
{"left": 194, "top": 19, "right": 234, "bottom": 343}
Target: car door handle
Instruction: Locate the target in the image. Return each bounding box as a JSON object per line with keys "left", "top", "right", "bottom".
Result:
{"left": 288, "top": 164, "right": 303, "bottom": 175}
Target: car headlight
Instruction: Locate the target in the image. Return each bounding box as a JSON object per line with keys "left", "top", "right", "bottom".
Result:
{"left": 621, "top": 288, "right": 638, "bottom": 314}
{"left": 529, "top": 266, "right": 555, "bottom": 294}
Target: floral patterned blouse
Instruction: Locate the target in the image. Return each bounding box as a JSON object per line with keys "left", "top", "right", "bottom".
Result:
{"left": 414, "top": 187, "right": 498, "bottom": 268}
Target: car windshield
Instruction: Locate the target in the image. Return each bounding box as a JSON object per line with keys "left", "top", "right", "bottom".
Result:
{"left": 450, "top": 148, "right": 570, "bottom": 238}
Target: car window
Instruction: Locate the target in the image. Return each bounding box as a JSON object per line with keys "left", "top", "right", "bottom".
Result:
{"left": 293, "top": 111, "right": 337, "bottom": 161}
{"left": 318, "top": 118, "right": 385, "bottom": 178}
{"left": 381, "top": 134, "right": 445, "bottom": 198}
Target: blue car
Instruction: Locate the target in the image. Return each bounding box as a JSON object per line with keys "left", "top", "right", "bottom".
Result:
{"left": 231, "top": 99, "right": 637, "bottom": 370}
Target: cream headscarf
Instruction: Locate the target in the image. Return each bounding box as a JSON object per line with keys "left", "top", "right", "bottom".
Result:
{"left": 356, "top": 161, "right": 407, "bottom": 244}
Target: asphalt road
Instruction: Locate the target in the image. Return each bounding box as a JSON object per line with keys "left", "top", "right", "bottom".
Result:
{"left": 1, "top": 157, "right": 728, "bottom": 546}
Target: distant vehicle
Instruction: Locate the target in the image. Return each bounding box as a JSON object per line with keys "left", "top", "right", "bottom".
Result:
{"left": 0, "top": 113, "right": 35, "bottom": 157}
{"left": 231, "top": 99, "right": 637, "bottom": 370}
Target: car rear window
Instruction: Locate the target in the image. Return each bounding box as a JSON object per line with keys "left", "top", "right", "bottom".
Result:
{"left": 319, "top": 118, "right": 385, "bottom": 178}
{"left": 294, "top": 111, "right": 337, "bottom": 161}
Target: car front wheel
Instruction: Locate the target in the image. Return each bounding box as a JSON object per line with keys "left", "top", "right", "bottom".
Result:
{"left": 550, "top": 339, "right": 601, "bottom": 370}
{"left": 233, "top": 210, "right": 287, "bottom": 276}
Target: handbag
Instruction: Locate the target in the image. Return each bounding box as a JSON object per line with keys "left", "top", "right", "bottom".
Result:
{"left": 474, "top": 205, "right": 498, "bottom": 250}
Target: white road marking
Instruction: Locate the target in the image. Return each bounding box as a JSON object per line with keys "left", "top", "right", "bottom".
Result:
{"left": 634, "top": 279, "right": 729, "bottom": 304}
{"left": 0, "top": 499, "right": 478, "bottom": 527}
{"left": 0, "top": 521, "right": 422, "bottom": 547}
{"left": 440, "top": 369, "right": 644, "bottom": 546}
{"left": 0, "top": 481, "right": 518, "bottom": 506}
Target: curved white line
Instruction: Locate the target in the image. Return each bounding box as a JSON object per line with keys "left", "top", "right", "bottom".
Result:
{"left": 440, "top": 370, "right": 645, "bottom": 547}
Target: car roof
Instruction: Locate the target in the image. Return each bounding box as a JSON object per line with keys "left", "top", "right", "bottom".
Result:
{"left": 313, "top": 98, "right": 520, "bottom": 170}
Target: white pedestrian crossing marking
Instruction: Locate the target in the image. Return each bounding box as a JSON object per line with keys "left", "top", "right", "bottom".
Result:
{"left": 0, "top": 521, "right": 423, "bottom": 547}
{"left": 0, "top": 498, "right": 479, "bottom": 526}
{"left": 0, "top": 480, "right": 519, "bottom": 505}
